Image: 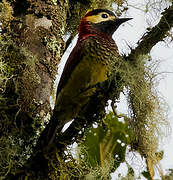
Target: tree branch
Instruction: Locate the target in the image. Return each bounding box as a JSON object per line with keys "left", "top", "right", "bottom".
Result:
{"left": 126, "top": 4, "right": 173, "bottom": 61}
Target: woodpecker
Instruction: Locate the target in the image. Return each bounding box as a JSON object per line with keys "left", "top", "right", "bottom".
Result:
{"left": 38, "top": 9, "right": 132, "bottom": 148}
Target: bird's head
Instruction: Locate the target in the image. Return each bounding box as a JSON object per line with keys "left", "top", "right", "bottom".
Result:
{"left": 79, "top": 9, "right": 132, "bottom": 39}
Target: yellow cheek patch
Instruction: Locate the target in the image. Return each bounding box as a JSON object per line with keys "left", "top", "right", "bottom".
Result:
{"left": 86, "top": 14, "right": 115, "bottom": 23}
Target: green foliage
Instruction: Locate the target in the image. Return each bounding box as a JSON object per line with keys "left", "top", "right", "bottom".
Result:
{"left": 77, "top": 112, "right": 131, "bottom": 179}
{"left": 142, "top": 171, "right": 153, "bottom": 180}
{"left": 46, "top": 111, "right": 132, "bottom": 179}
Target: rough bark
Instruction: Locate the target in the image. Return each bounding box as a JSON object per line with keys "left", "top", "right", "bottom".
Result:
{"left": 0, "top": 0, "right": 68, "bottom": 179}
{"left": 0, "top": 0, "right": 68, "bottom": 134}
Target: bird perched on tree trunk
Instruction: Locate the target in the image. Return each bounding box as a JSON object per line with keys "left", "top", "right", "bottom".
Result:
{"left": 38, "top": 9, "right": 132, "bottom": 148}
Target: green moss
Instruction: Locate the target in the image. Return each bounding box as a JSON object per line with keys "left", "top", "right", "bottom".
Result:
{"left": 47, "top": 151, "right": 87, "bottom": 179}
{"left": 0, "top": 58, "right": 8, "bottom": 93}
{"left": 0, "top": 0, "right": 13, "bottom": 31}
{"left": 0, "top": 36, "right": 42, "bottom": 178}
{"left": 0, "top": 38, "right": 40, "bottom": 103}
{"left": 45, "top": 38, "right": 61, "bottom": 56}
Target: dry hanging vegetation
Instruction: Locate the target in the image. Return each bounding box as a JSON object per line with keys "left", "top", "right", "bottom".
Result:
{"left": 122, "top": 55, "right": 170, "bottom": 175}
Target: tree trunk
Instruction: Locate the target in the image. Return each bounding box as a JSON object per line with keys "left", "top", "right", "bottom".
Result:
{"left": 0, "top": 0, "right": 68, "bottom": 178}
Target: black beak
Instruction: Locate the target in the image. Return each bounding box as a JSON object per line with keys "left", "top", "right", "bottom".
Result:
{"left": 115, "top": 18, "right": 133, "bottom": 25}
{"left": 108, "top": 17, "right": 132, "bottom": 35}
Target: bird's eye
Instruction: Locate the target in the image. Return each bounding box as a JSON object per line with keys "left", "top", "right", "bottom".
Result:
{"left": 101, "top": 14, "right": 108, "bottom": 18}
